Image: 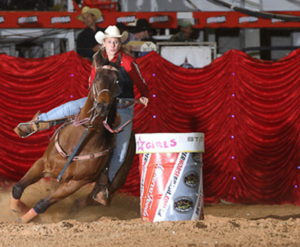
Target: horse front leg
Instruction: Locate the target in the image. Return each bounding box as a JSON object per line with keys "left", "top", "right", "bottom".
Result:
{"left": 11, "top": 158, "right": 45, "bottom": 213}
{"left": 19, "top": 180, "right": 87, "bottom": 223}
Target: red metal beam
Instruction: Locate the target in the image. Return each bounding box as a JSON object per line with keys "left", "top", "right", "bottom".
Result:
{"left": 193, "top": 11, "right": 300, "bottom": 28}
{"left": 0, "top": 9, "right": 300, "bottom": 29}
{"left": 0, "top": 11, "right": 177, "bottom": 29}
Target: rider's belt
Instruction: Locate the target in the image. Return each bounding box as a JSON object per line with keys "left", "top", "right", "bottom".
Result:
{"left": 117, "top": 99, "right": 132, "bottom": 104}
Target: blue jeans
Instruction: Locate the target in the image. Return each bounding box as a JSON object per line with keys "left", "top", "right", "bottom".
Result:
{"left": 39, "top": 97, "right": 88, "bottom": 120}
{"left": 39, "top": 97, "right": 134, "bottom": 182}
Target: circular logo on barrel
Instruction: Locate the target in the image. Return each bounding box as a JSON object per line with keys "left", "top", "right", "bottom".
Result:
{"left": 183, "top": 171, "right": 199, "bottom": 188}
{"left": 173, "top": 197, "right": 194, "bottom": 214}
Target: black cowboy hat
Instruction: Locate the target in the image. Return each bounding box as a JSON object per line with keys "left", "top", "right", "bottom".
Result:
{"left": 129, "top": 19, "right": 153, "bottom": 34}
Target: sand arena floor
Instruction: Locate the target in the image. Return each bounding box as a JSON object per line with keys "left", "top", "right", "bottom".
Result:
{"left": 0, "top": 179, "right": 300, "bottom": 247}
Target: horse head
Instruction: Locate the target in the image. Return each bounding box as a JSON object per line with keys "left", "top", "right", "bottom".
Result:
{"left": 91, "top": 65, "right": 119, "bottom": 117}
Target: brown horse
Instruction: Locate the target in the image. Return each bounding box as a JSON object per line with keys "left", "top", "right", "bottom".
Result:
{"left": 10, "top": 67, "right": 136, "bottom": 223}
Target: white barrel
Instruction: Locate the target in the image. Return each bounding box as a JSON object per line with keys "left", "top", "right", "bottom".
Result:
{"left": 136, "top": 133, "right": 205, "bottom": 222}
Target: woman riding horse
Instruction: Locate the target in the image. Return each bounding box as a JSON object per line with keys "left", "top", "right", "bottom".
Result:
{"left": 14, "top": 25, "right": 149, "bottom": 206}
{"left": 11, "top": 65, "right": 120, "bottom": 223}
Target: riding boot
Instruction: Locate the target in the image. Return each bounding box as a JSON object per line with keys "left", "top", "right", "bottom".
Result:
{"left": 14, "top": 111, "right": 74, "bottom": 138}
{"left": 14, "top": 111, "right": 42, "bottom": 138}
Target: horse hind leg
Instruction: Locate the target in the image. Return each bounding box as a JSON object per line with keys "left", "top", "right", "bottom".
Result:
{"left": 19, "top": 180, "right": 87, "bottom": 223}
{"left": 11, "top": 158, "right": 45, "bottom": 213}
{"left": 89, "top": 132, "right": 135, "bottom": 205}
{"left": 93, "top": 166, "right": 110, "bottom": 206}
{"left": 75, "top": 167, "right": 110, "bottom": 209}
{"left": 75, "top": 132, "right": 135, "bottom": 209}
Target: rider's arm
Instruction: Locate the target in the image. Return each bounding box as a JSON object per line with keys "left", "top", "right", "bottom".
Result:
{"left": 123, "top": 56, "right": 150, "bottom": 98}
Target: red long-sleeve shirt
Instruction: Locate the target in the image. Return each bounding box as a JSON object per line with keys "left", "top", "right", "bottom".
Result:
{"left": 89, "top": 50, "right": 149, "bottom": 99}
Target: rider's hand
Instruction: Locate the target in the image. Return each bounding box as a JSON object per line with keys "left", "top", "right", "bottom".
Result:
{"left": 139, "top": 97, "right": 149, "bottom": 106}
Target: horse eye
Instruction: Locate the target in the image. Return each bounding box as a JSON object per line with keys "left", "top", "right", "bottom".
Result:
{"left": 116, "top": 80, "right": 119, "bottom": 84}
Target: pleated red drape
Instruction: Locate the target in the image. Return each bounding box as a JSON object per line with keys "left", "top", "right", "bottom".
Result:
{"left": 1, "top": 50, "right": 300, "bottom": 205}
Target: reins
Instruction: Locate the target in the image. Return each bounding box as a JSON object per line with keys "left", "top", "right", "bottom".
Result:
{"left": 103, "top": 99, "right": 147, "bottom": 133}
{"left": 57, "top": 104, "right": 104, "bottom": 182}
{"left": 57, "top": 127, "right": 89, "bottom": 182}
{"left": 73, "top": 87, "right": 110, "bottom": 127}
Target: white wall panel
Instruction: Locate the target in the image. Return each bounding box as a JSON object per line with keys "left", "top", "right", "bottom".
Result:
{"left": 121, "top": 0, "right": 300, "bottom": 12}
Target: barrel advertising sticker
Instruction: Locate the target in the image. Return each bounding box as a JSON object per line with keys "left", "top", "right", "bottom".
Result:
{"left": 137, "top": 133, "right": 204, "bottom": 222}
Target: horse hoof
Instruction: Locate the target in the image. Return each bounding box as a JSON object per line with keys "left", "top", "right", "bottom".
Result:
{"left": 18, "top": 208, "right": 38, "bottom": 223}
{"left": 94, "top": 191, "right": 108, "bottom": 206}
{"left": 11, "top": 198, "right": 28, "bottom": 214}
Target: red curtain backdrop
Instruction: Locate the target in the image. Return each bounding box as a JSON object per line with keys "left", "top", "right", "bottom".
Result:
{"left": 1, "top": 50, "right": 300, "bottom": 205}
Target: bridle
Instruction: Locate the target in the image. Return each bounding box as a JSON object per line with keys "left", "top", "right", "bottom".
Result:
{"left": 103, "top": 99, "right": 147, "bottom": 133}
{"left": 73, "top": 68, "right": 118, "bottom": 127}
